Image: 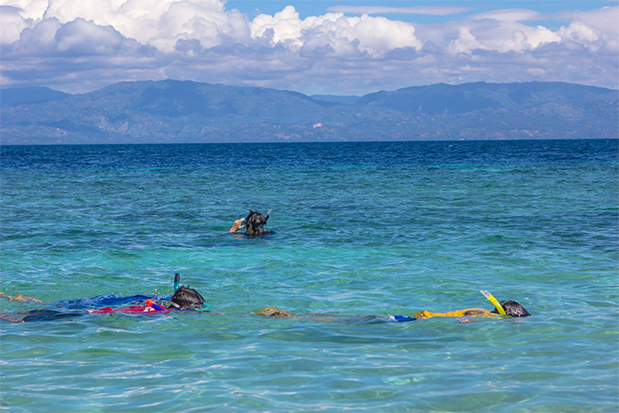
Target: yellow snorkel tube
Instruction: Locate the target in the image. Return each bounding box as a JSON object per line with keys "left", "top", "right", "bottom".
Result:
{"left": 480, "top": 290, "right": 507, "bottom": 316}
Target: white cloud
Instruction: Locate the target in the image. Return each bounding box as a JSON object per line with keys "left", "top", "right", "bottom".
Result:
{"left": 558, "top": 22, "right": 600, "bottom": 43}
{"left": 557, "top": 6, "right": 619, "bottom": 39}
{"left": 448, "top": 28, "right": 485, "bottom": 54}
{"left": 0, "top": 1, "right": 617, "bottom": 93}
{"left": 447, "top": 6, "right": 617, "bottom": 57}
{"left": 54, "top": 18, "right": 135, "bottom": 55}
{"left": 0, "top": 6, "right": 31, "bottom": 44}
{"left": 11, "top": 17, "right": 62, "bottom": 54}
{"left": 250, "top": 6, "right": 421, "bottom": 57}
{"left": 349, "top": 15, "right": 421, "bottom": 55}
{"left": 251, "top": 6, "right": 304, "bottom": 48}
{"left": 2, "top": 0, "right": 48, "bottom": 20}
{"left": 3, "top": 0, "right": 249, "bottom": 51}
{"left": 448, "top": 20, "right": 562, "bottom": 54}
{"left": 7, "top": 16, "right": 150, "bottom": 56}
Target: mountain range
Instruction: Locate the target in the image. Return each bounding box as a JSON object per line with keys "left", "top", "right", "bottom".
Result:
{"left": 1, "top": 80, "right": 617, "bottom": 144}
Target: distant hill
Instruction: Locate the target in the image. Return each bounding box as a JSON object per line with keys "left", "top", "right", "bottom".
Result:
{"left": 1, "top": 80, "right": 616, "bottom": 144}
{"left": 357, "top": 82, "right": 615, "bottom": 114}
{"left": 311, "top": 94, "right": 360, "bottom": 105}
{"left": 1, "top": 86, "right": 69, "bottom": 107}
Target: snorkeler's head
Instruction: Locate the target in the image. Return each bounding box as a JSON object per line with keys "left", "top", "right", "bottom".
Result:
{"left": 491, "top": 300, "right": 531, "bottom": 317}
{"left": 245, "top": 210, "right": 268, "bottom": 235}
{"left": 170, "top": 286, "right": 205, "bottom": 309}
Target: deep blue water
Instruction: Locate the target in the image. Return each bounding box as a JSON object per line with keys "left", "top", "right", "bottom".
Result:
{"left": 1, "top": 140, "right": 618, "bottom": 411}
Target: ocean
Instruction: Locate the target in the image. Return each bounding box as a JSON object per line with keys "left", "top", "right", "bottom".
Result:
{"left": 1, "top": 139, "right": 618, "bottom": 411}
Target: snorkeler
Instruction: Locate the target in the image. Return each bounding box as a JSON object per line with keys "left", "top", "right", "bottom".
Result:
{"left": 414, "top": 301, "right": 530, "bottom": 319}
{"left": 229, "top": 210, "right": 272, "bottom": 236}
{"left": 89, "top": 286, "right": 207, "bottom": 315}
{"left": 0, "top": 274, "right": 208, "bottom": 322}
{"left": 414, "top": 290, "right": 530, "bottom": 319}
{"left": 256, "top": 291, "right": 530, "bottom": 324}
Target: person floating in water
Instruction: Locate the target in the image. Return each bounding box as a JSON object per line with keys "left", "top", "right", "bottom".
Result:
{"left": 0, "top": 274, "right": 208, "bottom": 322}
{"left": 413, "top": 290, "right": 530, "bottom": 320}
{"left": 256, "top": 291, "right": 530, "bottom": 323}
{"left": 229, "top": 210, "right": 272, "bottom": 236}
{"left": 90, "top": 286, "right": 207, "bottom": 315}
{"left": 414, "top": 300, "right": 530, "bottom": 319}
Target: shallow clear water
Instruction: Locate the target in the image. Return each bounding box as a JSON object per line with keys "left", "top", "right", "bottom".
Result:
{"left": 1, "top": 140, "right": 618, "bottom": 411}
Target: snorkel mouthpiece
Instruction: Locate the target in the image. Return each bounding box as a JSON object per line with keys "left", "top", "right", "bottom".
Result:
{"left": 173, "top": 273, "right": 180, "bottom": 293}
{"left": 480, "top": 290, "right": 507, "bottom": 316}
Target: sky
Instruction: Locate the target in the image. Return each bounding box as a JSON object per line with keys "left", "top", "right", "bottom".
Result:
{"left": 1, "top": 0, "right": 618, "bottom": 95}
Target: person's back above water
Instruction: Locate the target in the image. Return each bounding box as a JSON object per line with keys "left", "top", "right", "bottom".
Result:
{"left": 229, "top": 210, "right": 272, "bottom": 236}
{"left": 256, "top": 291, "right": 531, "bottom": 323}
{"left": 414, "top": 299, "right": 531, "bottom": 319}
{"left": 414, "top": 290, "right": 530, "bottom": 320}
{"left": 0, "top": 275, "right": 209, "bottom": 322}
{"left": 92, "top": 285, "right": 207, "bottom": 314}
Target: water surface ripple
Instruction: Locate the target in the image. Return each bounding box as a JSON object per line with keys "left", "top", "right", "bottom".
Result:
{"left": 1, "top": 140, "right": 618, "bottom": 411}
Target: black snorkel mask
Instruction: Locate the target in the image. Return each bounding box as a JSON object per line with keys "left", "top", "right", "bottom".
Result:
{"left": 170, "top": 274, "right": 210, "bottom": 311}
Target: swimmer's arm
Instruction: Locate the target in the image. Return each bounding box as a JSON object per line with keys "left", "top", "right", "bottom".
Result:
{"left": 460, "top": 317, "right": 500, "bottom": 323}
{"left": 0, "top": 292, "right": 42, "bottom": 304}
{"left": 229, "top": 218, "right": 246, "bottom": 233}
{"left": 0, "top": 314, "right": 25, "bottom": 323}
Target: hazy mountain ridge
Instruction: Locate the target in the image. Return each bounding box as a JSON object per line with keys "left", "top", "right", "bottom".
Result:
{"left": 357, "top": 82, "right": 615, "bottom": 114}
{"left": 1, "top": 86, "right": 70, "bottom": 107}
{"left": 1, "top": 80, "right": 617, "bottom": 144}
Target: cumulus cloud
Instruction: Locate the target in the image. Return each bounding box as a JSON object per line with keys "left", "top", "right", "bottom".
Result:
{"left": 448, "top": 20, "right": 562, "bottom": 53}
{"left": 448, "top": 28, "right": 485, "bottom": 54}
{"left": 444, "top": 7, "right": 619, "bottom": 56}
{"left": 6, "top": 0, "right": 250, "bottom": 52}
{"left": 250, "top": 6, "right": 421, "bottom": 57}
{"left": 6, "top": 16, "right": 155, "bottom": 57}
{"left": 0, "top": 5, "right": 31, "bottom": 44}
{"left": 558, "top": 22, "right": 600, "bottom": 43}
{"left": 557, "top": 6, "right": 619, "bottom": 39}
{"left": 0, "top": 1, "right": 617, "bottom": 93}
{"left": 250, "top": 6, "right": 305, "bottom": 48}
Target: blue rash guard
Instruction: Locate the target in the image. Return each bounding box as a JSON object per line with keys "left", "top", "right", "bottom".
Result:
{"left": 389, "top": 315, "right": 416, "bottom": 322}
{"left": 52, "top": 294, "right": 171, "bottom": 310}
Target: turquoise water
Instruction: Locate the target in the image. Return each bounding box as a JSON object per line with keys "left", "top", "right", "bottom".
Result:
{"left": 1, "top": 140, "right": 618, "bottom": 411}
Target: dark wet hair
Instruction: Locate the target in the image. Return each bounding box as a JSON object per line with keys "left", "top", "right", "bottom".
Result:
{"left": 245, "top": 210, "right": 268, "bottom": 236}
{"left": 170, "top": 286, "right": 205, "bottom": 309}
{"left": 491, "top": 300, "right": 531, "bottom": 317}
